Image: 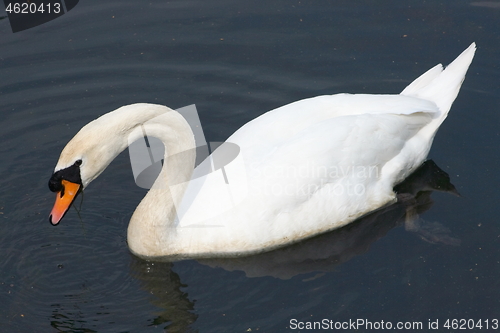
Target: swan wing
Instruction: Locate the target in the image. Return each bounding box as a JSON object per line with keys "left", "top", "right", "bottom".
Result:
{"left": 177, "top": 94, "right": 436, "bottom": 234}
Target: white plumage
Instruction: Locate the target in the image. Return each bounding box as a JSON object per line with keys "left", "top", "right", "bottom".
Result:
{"left": 50, "top": 43, "right": 476, "bottom": 259}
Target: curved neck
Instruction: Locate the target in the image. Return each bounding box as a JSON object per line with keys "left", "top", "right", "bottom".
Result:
{"left": 115, "top": 104, "right": 196, "bottom": 257}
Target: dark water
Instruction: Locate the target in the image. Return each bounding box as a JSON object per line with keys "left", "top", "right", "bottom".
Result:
{"left": 1, "top": 0, "right": 499, "bottom": 332}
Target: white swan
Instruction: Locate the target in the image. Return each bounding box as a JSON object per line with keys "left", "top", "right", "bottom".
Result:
{"left": 49, "top": 43, "right": 476, "bottom": 259}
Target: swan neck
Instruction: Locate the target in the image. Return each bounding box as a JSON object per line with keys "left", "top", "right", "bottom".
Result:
{"left": 125, "top": 105, "right": 196, "bottom": 257}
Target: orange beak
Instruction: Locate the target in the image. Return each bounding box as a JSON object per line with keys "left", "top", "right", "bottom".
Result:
{"left": 49, "top": 179, "right": 81, "bottom": 225}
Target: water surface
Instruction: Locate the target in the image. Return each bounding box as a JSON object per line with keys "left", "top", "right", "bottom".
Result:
{"left": 1, "top": 0, "right": 499, "bottom": 332}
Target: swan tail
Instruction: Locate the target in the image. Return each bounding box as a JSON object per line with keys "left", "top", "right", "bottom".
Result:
{"left": 401, "top": 42, "right": 476, "bottom": 118}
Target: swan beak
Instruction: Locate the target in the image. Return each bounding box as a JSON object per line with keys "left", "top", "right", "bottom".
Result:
{"left": 49, "top": 180, "right": 81, "bottom": 225}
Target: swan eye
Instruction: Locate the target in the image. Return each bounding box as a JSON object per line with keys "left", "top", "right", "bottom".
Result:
{"left": 75, "top": 159, "right": 82, "bottom": 166}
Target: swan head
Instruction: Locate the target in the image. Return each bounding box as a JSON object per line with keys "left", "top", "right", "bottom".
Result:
{"left": 48, "top": 112, "right": 129, "bottom": 225}
{"left": 48, "top": 159, "right": 83, "bottom": 225}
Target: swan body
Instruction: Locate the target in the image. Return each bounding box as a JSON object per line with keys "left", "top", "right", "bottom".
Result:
{"left": 49, "top": 44, "right": 476, "bottom": 259}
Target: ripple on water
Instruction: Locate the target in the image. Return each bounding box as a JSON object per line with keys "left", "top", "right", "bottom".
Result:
{"left": 0, "top": 210, "right": 159, "bottom": 332}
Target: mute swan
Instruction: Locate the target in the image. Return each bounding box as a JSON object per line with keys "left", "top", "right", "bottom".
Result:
{"left": 49, "top": 43, "right": 476, "bottom": 259}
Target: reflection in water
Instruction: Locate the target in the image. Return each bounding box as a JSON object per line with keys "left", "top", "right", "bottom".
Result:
{"left": 128, "top": 257, "right": 198, "bottom": 333}
{"left": 129, "top": 160, "right": 460, "bottom": 329}
{"left": 50, "top": 307, "right": 98, "bottom": 333}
